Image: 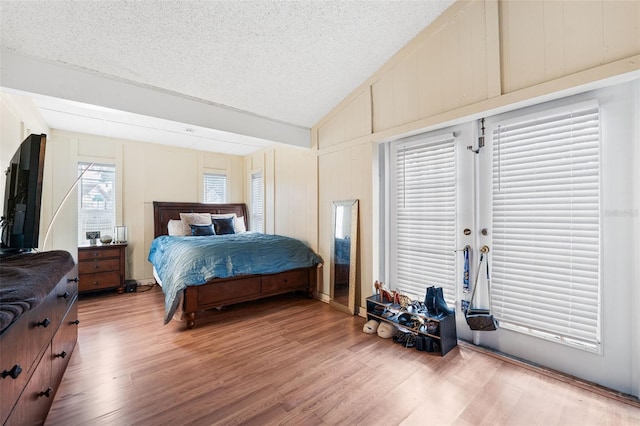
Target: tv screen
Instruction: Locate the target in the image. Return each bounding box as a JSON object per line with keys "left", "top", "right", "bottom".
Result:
{"left": 1, "top": 134, "right": 47, "bottom": 252}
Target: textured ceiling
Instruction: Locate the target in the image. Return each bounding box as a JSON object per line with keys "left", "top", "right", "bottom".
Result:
{"left": 0, "top": 0, "right": 454, "bottom": 152}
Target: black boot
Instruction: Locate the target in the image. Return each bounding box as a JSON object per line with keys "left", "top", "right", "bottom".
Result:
{"left": 424, "top": 286, "right": 439, "bottom": 318}
{"left": 433, "top": 287, "right": 454, "bottom": 316}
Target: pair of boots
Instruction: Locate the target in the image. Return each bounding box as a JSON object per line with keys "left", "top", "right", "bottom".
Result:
{"left": 425, "top": 286, "right": 454, "bottom": 318}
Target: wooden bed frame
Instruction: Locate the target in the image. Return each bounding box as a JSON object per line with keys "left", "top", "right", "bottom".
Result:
{"left": 153, "top": 201, "right": 318, "bottom": 329}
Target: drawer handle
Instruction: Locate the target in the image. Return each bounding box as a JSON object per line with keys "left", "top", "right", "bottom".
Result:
{"left": 70, "top": 319, "right": 80, "bottom": 325}
{"left": 36, "top": 318, "right": 51, "bottom": 328}
{"left": 55, "top": 351, "right": 68, "bottom": 359}
{"left": 94, "top": 264, "right": 100, "bottom": 269}
{"left": 39, "top": 387, "right": 54, "bottom": 398}
{"left": 68, "top": 277, "right": 79, "bottom": 283}
{"left": 93, "top": 281, "right": 100, "bottom": 285}
{"left": 59, "top": 291, "right": 70, "bottom": 299}
{"left": 93, "top": 253, "right": 99, "bottom": 257}
{"left": 1, "top": 364, "right": 22, "bottom": 379}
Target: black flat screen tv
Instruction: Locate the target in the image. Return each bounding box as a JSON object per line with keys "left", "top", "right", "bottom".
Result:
{"left": 1, "top": 133, "right": 47, "bottom": 253}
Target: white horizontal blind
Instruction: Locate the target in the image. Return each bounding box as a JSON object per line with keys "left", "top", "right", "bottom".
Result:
{"left": 393, "top": 135, "right": 456, "bottom": 303}
{"left": 77, "top": 162, "right": 116, "bottom": 245}
{"left": 203, "top": 173, "right": 227, "bottom": 203}
{"left": 251, "top": 171, "right": 263, "bottom": 233}
{"left": 491, "top": 103, "right": 601, "bottom": 351}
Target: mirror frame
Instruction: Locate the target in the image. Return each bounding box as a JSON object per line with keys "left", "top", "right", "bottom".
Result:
{"left": 329, "top": 199, "right": 358, "bottom": 315}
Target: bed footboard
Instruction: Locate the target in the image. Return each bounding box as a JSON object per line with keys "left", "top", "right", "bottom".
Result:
{"left": 182, "top": 266, "right": 317, "bottom": 329}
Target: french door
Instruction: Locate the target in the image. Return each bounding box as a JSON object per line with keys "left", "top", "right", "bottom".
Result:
{"left": 386, "top": 80, "right": 638, "bottom": 396}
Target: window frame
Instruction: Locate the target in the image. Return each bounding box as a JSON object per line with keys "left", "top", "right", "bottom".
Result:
{"left": 250, "top": 170, "right": 264, "bottom": 233}
{"left": 202, "top": 172, "right": 228, "bottom": 204}
{"left": 77, "top": 161, "right": 116, "bottom": 246}
{"left": 387, "top": 132, "right": 458, "bottom": 304}
{"left": 484, "top": 100, "right": 602, "bottom": 353}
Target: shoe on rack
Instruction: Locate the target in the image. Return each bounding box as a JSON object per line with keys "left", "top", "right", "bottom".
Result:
{"left": 363, "top": 319, "right": 380, "bottom": 334}
{"left": 433, "top": 287, "right": 454, "bottom": 316}
{"left": 393, "top": 330, "right": 407, "bottom": 344}
{"left": 425, "top": 286, "right": 454, "bottom": 318}
{"left": 377, "top": 322, "right": 396, "bottom": 338}
{"left": 404, "top": 334, "right": 416, "bottom": 348}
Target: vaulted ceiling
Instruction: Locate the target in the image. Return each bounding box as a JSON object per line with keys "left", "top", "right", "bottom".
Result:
{"left": 0, "top": 0, "right": 454, "bottom": 154}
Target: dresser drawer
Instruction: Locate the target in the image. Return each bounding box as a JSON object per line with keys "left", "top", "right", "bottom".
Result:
{"left": 78, "top": 246, "right": 121, "bottom": 261}
{"left": 79, "top": 271, "right": 121, "bottom": 292}
{"left": 78, "top": 258, "right": 120, "bottom": 275}
{"left": 262, "top": 269, "right": 309, "bottom": 293}
{"left": 51, "top": 299, "right": 78, "bottom": 389}
{"left": 5, "top": 343, "right": 53, "bottom": 426}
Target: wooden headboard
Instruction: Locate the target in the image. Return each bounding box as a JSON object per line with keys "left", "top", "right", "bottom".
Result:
{"left": 153, "top": 202, "right": 249, "bottom": 238}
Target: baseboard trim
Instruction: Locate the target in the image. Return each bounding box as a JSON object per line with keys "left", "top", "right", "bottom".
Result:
{"left": 315, "top": 292, "right": 330, "bottom": 303}
{"left": 458, "top": 339, "right": 640, "bottom": 408}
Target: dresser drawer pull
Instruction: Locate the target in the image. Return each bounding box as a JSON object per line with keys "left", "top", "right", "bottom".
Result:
{"left": 39, "top": 387, "right": 54, "bottom": 398}
{"left": 70, "top": 319, "right": 80, "bottom": 325}
{"left": 94, "top": 264, "right": 100, "bottom": 269}
{"left": 36, "top": 318, "right": 51, "bottom": 328}
{"left": 94, "top": 281, "right": 100, "bottom": 285}
{"left": 55, "top": 351, "right": 68, "bottom": 359}
{"left": 68, "top": 277, "right": 79, "bottom": 283}
{"left": 59, "top": 291, "right": 70, "bottom": 299}
{"left": 1, "top": 364, "right": 22, "bottom": 379}
{"left": 92, "top": 252, "right": 99, "bottom": 257}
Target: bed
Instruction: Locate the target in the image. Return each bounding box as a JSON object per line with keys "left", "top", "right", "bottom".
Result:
{"left": 150, "top": 201, "right": 322, "bottom": 329}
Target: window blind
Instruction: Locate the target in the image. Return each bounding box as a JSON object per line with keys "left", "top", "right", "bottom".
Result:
{"left": 491, "top": 102, "right": 601, "bottom": 352}
{"left": 77, "top": 162, "right": 116, "bottom": 245}
{"left": 251, "top": 171, "right": 263, "bottom": 233}
{"left": 393, "top": 135, "right": 456, "bottom": 303}
{"left": 203, "top": 173, "right": 227, "bottom": 203}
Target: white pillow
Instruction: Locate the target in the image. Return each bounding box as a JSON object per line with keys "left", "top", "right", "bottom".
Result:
{"left": 235, "top": 216, "right": 247, "bottom": 233}
{"left": 179, "top": 213, "right": 212, "bottom": 236}
{"left": 167, "top": 219, "right": 184, "bottom": 236}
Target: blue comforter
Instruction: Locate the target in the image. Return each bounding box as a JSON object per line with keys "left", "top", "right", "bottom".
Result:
{"left": 148, "top": 233, "right": 322, "bottom": 323}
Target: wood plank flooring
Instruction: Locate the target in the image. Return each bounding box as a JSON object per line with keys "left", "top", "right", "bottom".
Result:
{"left": 46, "top": 286, "right": 640, "bottom": 425}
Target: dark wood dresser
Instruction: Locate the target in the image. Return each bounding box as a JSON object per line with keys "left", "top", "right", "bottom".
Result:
{"left": 78, "top": 243, "right": 127, "bottom": 294}
{"left": 0, "top": 251, "right": 78, "bottom": 425}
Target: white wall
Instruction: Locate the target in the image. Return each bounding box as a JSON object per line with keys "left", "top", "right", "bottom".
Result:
{"left": 245, "top": 145, "right": 318, "bottom": 247}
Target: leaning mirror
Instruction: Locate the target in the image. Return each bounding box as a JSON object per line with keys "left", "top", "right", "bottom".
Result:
{"left": 330, "top": 199, "right": 358, "bottom": 315}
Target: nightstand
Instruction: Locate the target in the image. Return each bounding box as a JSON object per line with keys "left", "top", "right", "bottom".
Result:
{"left": 78, "top": 243, "right": 127, "bottom": 294}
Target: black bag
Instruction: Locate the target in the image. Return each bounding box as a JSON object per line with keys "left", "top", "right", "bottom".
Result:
{"left": 465, "top": 309, "right": 497, "bottom": 331}
{"left": 465, "top": 251, "right": 498, "bottom": 331}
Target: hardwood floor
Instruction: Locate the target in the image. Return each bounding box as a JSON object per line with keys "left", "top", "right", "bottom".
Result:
{"left": 46, "top": 286, "right": 639, "bottom": 425}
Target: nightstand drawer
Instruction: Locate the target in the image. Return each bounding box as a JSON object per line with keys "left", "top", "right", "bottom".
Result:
{"left": 78, "top": 258, "right": 120, "bottom": 275}
{"left": 79, "top": 271, "right": 121, "bottom": 291}
{"left": 78, "top": 247, "right": 121, "bottom": 261}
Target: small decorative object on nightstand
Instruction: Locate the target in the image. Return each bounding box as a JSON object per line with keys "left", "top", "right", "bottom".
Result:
{"left": 85, "top": 230, "right": 100, "bottom": 246}
{"left": 113, "top": 225, "right": 128, "bottom": 243}
{"left": 78, "top": 243, "right": 127, "bottom": 294}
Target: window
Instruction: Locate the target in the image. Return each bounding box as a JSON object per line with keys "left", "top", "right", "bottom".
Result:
{"left": 251, "top": 171, "right": 263, "bottom": 233}
{"left": 77, "top": 162, "right": 116, "bottom": 245}
{"left": 488, "top": 102, "right": 601, "bottom": 352}
{"left": 203, "top": 173, "right": 227, "bottom": 203}
{"left": 390, "top": 133, "right": 457, "bottom": 303}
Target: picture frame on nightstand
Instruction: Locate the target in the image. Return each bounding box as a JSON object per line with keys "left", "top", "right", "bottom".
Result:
{"left": 85, "top": 231, "right": 100, "bottom": 246}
